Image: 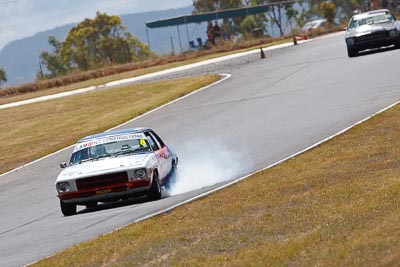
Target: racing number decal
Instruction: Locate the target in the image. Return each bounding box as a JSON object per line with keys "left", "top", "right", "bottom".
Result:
{"left": 159, "top": 153, "right": 168, "bottom": 159}
{"left": 156, "top": 147, "right": 170, "bottom": 159}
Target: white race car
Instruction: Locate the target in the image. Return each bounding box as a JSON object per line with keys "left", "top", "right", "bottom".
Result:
{"left": 55, "top": 127, "right": 178, "bottom": 216}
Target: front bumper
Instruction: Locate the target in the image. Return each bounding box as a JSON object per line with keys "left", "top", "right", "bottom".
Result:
{"left": 58, "top": 178, "right": 151, "bottom": 204}
{"left": 348, "top": 30, "right": 399, "bottom": 51}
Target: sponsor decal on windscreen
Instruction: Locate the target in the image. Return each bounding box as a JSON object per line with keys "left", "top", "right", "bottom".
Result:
{"left": 73, "top": 133, "right": 146, "bottom": 152}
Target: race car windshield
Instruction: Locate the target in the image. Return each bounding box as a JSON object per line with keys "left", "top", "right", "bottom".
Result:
{"left": 367, "top": 13, "right": 393, "bottom": 24}
{"left": 69, "top": 138, "right": 151, "bottom": 165}
{"left": 352, "top": 13, "right": 394, "bottom": 28}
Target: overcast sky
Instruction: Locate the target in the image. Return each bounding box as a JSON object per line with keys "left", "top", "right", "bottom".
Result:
{"left": 0, "top": 0, "right": 192, "bottom": 50}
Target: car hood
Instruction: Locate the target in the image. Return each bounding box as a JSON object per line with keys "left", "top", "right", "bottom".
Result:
{"left": 56, "top": 153, "right": 151, "bottom": 182}
{"left": 347, "top": 22, "right": 396, "bottom": 37}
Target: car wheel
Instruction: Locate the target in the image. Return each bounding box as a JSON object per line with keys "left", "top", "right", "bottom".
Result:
{"left": 147, "top": 171, "right": 162, "bottom": 201}
{"left": 347, "top": 46, "right": 357, "bottom": 57}
{"left": 60, "top": 200, "right": 76, "bottom": 216}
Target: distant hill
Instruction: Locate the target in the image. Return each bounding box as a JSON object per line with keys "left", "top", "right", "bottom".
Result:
{"left": 0, "top": 5, "right": 208, "bottom": 86}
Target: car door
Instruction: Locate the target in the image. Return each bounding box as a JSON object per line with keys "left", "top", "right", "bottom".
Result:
{"left": 145, "top": 131, "right": 172, "bottom": 180}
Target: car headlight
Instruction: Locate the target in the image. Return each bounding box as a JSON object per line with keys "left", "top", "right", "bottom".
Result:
{"left": 57, "top": 182, "right": 70, "bottom": 192}
{"left": 346, "top": 38, "right": 355, "bottom": 46}
{"left": 134, "top": 169, "right": 147, "bottom": 179}
{"left": 389, "top": 29, "right": 398, "bottom": 38}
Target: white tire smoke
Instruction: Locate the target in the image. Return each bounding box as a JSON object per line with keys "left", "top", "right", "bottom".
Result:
{"left": 168, "top": 139, "right": 253, "bottom": 195}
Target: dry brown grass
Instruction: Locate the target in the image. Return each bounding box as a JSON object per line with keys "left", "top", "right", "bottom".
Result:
{"left": 33, "top": 102, "right": 400, "bottom": 266}
{"left": 0, "top": 75, "right": 219, "bottom": 175}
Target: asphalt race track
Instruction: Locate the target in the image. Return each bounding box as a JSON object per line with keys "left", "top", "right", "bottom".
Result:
{"left": 1, "top": 32, "right": 400, "bottom": 266}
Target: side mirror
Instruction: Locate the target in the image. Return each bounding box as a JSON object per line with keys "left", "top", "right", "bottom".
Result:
{"left": 60, "top": 162, "right": 68, "bottom": 169}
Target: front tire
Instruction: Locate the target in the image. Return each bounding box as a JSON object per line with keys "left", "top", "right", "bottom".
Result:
{"left": 347, "top": 46, "right": 357, "bottom": 57}
{"left": 147, "top": 172, "right": 162, "bottom": 201}
{"left": 60, "top": 200, "right": 76, "bottom": 216}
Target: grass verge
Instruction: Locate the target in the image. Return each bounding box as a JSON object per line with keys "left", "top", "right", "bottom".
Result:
{"left": 33, "top": 102, "right": 400, "bottom": 266}
{"left": 0, "top": 75, "right": 220, "bottom": 175}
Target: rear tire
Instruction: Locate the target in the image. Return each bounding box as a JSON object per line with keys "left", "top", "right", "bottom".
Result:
{"left": 147, "top": 172, "right": 162, "bottom": 201}
{"left": 60, "top": 200, "right": 76, "bottom": 216}
{"left": 347, "top": 46, "right": 357, "bottom": 57}
{"left": 165, "top": 158, "right": 178, "bottom": 190}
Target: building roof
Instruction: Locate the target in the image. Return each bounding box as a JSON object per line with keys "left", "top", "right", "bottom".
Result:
{"left": 145, "top": 3, "right": 291, "bottom": 29}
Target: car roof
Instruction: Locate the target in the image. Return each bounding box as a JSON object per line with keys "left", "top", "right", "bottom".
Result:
{"left": 303, "top": 18, "right": 326, "bottom": 25}
{"left": 310, "top": 18, "right": 327, "bottom": 22}
{"left": 352, "top": 9, "right": 391, "bottom": 19}
{"left": 78, "top": 127, "right": 151, "bottom": 143}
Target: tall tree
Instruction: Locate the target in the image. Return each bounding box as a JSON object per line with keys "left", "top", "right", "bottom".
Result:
{"left": 40, "top": 12, "right": 153, "bottom": 77}
{"left": 267, "top": 0, "right": 296, "bottom": 36}
{"left": 285, "top": 4, "right": 299, "bottom": 32}
{"left": 248, "top": 0, "right": 292, "bottom": 37}
{"left": 0, "top": 67, "right": 7, "bottom": 87}
{"left": 305, "top": 0, "right": 349, "bottom": 22}
{"left": 39, "top": 36, "right": 68, "bottom": 78}
{"left": 320, "top": 2, "right": 336, "bottom": 24}
{"left": 61, "top": 12, "right": 152, "bottom": 70}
